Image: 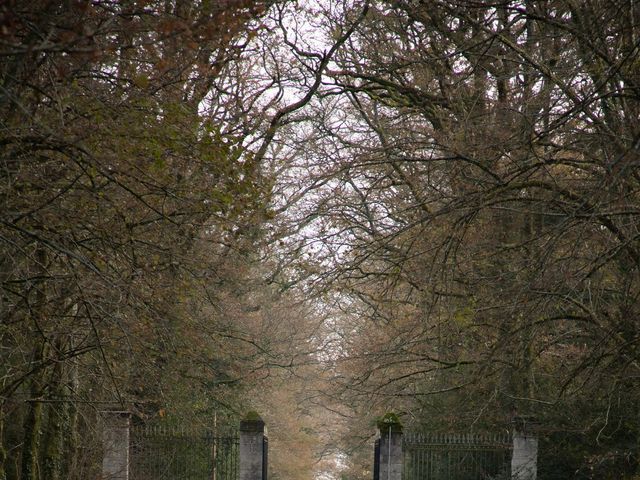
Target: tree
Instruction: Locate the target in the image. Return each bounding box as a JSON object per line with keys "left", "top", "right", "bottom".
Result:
{"left": 0, "top": 1, "right": 283, "bottom": 478}
{"left": 279, "top": 1, "right": 640, "bottom": 477}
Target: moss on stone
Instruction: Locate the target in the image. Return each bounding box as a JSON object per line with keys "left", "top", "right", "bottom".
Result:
{"left": 376, "top": 412, "right": 403, "bottom": 433}
{"left": 244, "top": 410, "right": 262, "bottom": 422}
{"left": 240, "top": 411, "right": 265, "bottom": 433}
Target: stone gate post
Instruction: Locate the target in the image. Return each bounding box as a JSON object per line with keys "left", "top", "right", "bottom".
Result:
{"left": 377, "top": 413, "right": 402, "bottom": 480}
{"left": 511, "top": 416, "right": 538, "bottom": 480}
{"left": 240, "top": 412, "right": 267, "bottom": 480}
{"left": 373, "top": 439, "right": 380, "bottom": 480}
{"left": 101, "top": 411, "right": 131, "bottom": 480}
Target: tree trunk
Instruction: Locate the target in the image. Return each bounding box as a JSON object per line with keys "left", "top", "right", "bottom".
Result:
{"left": 42, "top": 354, "right": 66, "bottom": 480}
{"left": 20, "top": 387, "right": 43, "bottom": 480}
{"left": 62, "top": 351, "right": 79, "bottom": 480}
{"left": 0, "top": 410, "right": 6, "bottom": 480}
{"left": 21, "top": 247, "right": 48, "bottom": 480}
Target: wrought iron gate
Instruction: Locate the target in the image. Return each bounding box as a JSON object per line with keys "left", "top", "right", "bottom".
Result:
{"left": 130, "top": 425, "right": 239, "bottom": 480}
{"left": 403, "top": 432, "right": 512, "bottom": 480}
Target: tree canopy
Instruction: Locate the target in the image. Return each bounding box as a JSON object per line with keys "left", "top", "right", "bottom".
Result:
{"left": 2, "top": 1, "right": 640, "bottom": 480}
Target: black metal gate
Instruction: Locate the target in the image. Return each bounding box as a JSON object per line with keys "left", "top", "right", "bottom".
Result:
{"left": 130, "top": 425, "right": 239, "bottom": 480}
{"left": 403, "top": 432, "right": 512, "bottom": 480}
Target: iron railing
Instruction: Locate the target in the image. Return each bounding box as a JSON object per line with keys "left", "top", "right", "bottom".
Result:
{"left": 403, "top": 431, "right": 512, "bottom": 480}
{"left": 130, "top": 425, "right": 239, "bottom": 480}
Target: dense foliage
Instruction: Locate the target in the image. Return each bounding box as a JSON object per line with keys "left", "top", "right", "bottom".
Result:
{"left": 0, "top": 1, "right": 304, "bottom": 479}
{"left": 284, "top": 2, "right": 640, "bottom": 479}
{"left": 2, "top": 1, "right": 640, "bottom": 480}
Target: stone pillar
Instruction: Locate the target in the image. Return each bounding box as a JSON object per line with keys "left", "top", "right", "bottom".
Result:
{"left": 240, "top": 412, "right": 267, "bottom": 480}
{"left": 373, "top": 439, "right": 380, "bottom": 480}
{"left": 377, "top": 413, "right": 402, "bottom": 480}
{"left": 511, "top": 416, "right": 538, "bottom": 480}
{"left": 101, "top": 411, "right": 130, "bottom": 480}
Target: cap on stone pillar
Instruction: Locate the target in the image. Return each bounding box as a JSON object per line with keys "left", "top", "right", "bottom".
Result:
{"left": 377, "top": 412, "right": 403, "bottom": 434}
{"left": 512, "top": 415, "right": 538, "bottom": 435}
{"left": 240, "top": 411, "right": 265, "bottom": 433}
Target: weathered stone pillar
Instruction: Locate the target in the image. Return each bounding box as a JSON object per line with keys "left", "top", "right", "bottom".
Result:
{"left": 240, "top": 412, "right": 267, "bottom": 480}
{"left": 101, "top": 411, "right": 130, "bottom": 480}
{"left": 511, "top": 416, "right": 538, "bottom": 480}
{"left": 377, "top": 413, "right": 402, "bottom": 480}
{"left": 373, "top": 439, "right": 380, "bottom": 480}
